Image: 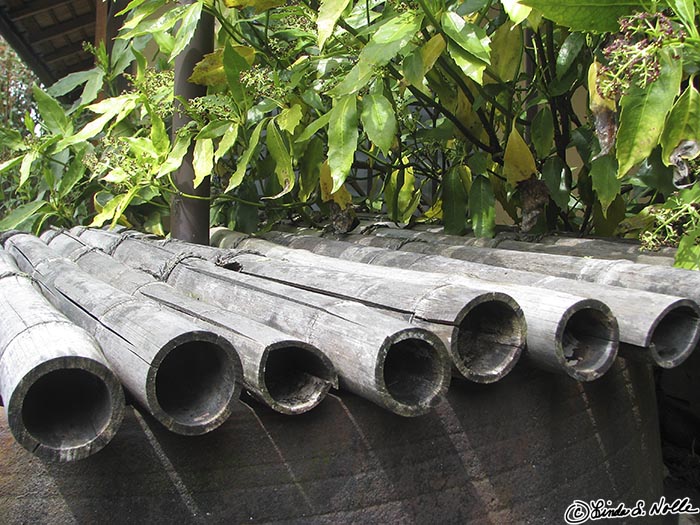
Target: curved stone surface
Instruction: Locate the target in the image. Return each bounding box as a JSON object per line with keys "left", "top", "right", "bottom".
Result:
{"left": 0, "top": 360, "right": 663, "bottom": 524}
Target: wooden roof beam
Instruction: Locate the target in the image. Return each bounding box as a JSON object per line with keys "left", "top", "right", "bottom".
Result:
{"left": 33, "top": 13, "right": 95, "bottom": 45}
{"left": 9, "top": 0, "right": 75, "bottom": 21}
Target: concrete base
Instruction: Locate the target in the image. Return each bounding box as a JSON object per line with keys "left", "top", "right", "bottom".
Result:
{"left": 0, "top": 359, "right": 664, "bottom": 524}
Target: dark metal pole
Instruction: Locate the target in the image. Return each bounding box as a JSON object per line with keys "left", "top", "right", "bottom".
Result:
{"left": 171, "top": 2, "right": 213, "bottom": 244}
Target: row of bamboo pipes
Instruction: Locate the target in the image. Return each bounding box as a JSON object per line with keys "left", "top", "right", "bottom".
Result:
{"left": 0, "top": 225, "right": 698, "bottom": 462}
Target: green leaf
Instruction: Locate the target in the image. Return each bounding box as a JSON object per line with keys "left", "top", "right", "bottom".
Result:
{"left": 195, "top": 120, "right": 232, "bottom": 140}
{"left": 169, "top": 1, "right": 203, "bottom": 62}
{"left": 502, "top": 0, "right": 532, "bottom": 25}
{"left": 469, "top": 175, "right": 496, "bottom": 237}
{"left": 617, "top": 49, "right": 683, "bottom": 177}
{"left": 328, "top": 95, "right": 359, "bottom": 193}
{"left": 328, "top": 12, "right": 423, "bottom": 97}
{"left": 19, "top": 151, "right": 38, "bottom": 188}
{"left": 669, "top": 0, "right": 695, "bottom": 31}
{"left": 0, "top": 127, "right": 24, "bottom": 151}
{"left": 0, "top": 201, "right": 49, "bottom": 231}
{"left": 385, "top": 166, "right": 420, "bottom": 223}
{"left": 556, "top": 32, "right": 585, "bottom": 79}
{"left": 629, "top": 146, "right": 676, "bottom": 196}
{"left": 57, "top": 94, "right": 138, "bottom": 150}
{"left": 266, "top": 120, "right": 295, "bottom": 195}
{"left": 193, "top": 138, "right": 214, "bottom": 189}
{"left": 660, "top": 84, "right": 700, "bottom": 165}
{"left": 277, "top": 105, "right": 304, "bottom": 135}
{"left": 443, "top": 167, "right": 469, "bottom": 235}
{"left": 296, "top": 111, "right": 332, "bottom": 143}
{"left": 441, "top": 12, "right": 491, "bottom": 64}
{"left": 542, "top": 156, "right": 570, "bottom": 211}
{"left": 361, "top": 94, "right": 397, "bottom": 156}
{"left": 590, "top": 154, "right": 620, "bottom": 217}
{"left": 223, "top": 43, "right": 252, "bottom": 108}
{"left": 150, "top": 112, "right": 170, "bottom": 157}
{"left": 592, "top": 193, "right": 625, "bottom": 235}
{"left": 90, "top": 193, "right": 128, "bottom": 228}
{"left": 504, "top": 125, "right": 537, "bottom": 185}
{"left": 317, "top": 0, "right": 352, "bottom": 50}
{"left": 32, "top": 85, "right": 72, "bottom": 136}
{"left": 158, "top": 131, "right": 193, "bottom": 178}
{"left": 215, "top": 124, "right": 239, "bottom": 162}
{"left": 59, "top": 149, "right": 87, "bottom": 198}
{"left": 675, "top": 226, "right": 700, "bottom": 270}
{"left": 447, "top": 43, "right": 488, "bottom": 84}
{"left": 406, "top": 34, "right": 446, "bottom": 89}
{"left": 532, "top": 106, "right": 554, "bottom": 158}
{"left": 519, "top": 0, "right": 644, "bottom": 32}
{"left": 226, "top": 119, "right": 266, "bottom": 192}
{"left": 0, "top": 156, "right": 23, "bottom": 174}
{"left": 299, "top": 137, "right": 324, "bottom": 202}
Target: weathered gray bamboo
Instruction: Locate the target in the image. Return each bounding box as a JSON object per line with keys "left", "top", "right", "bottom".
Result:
{"left": 353, "top": 229, "right": 700, "bottom": 306}
{"left": 208, "top": 229, "right": 620, "bottom": 382}
{"left": 150, "top": 236, "right": 527, "bottom": 385}
{"left": 69, "top": 228, "right": 451, "bottom": 417}
{"left": 259, "top": 230, "right": 700, "bottom": 369}
{"left": 3, "top": 233, "right": 242, "bottom": 435}
{"left": 42, "top": 230, "right": 337, "bottom": 415}
{"left": 366, "top": 227, "right": 677, "bottom": 266}
{"left": 0, "top": 246, "right": 124, "bottom": 462}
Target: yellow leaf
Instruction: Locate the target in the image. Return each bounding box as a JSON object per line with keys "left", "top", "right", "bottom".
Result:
{"left": 504, "top": 125, "right": 537, "bottom": 185}
{"left": 421, "top": 34, "right": 446, "bottom": 75}
{"left": 419, "top": 198, "right": 443, "bottom": 221}
{"left": 588, "top": 61, "right": 616, "bottom": 112}
{"left": 489, "top": 22, "right": 522, "bottom": 83}
{"left": 189, "top": 50, "right": 225, "bottom": 86}
{"left": 319, "top": 161, "right": 353, "bottom": 209}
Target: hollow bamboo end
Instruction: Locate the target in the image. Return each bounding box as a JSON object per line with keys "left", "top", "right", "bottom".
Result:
{"left": 377, "top": 329, "right": 451, "bottom": 417}
{"left": 148, "top": 332, "right": 241, "bottom": 435}
{"left": 559, "top": 302, "right": 619, "bottom": 381}
{"left": 648, "top": 303, "right": 700, "bottom": 368}
{"left": 453, "top": 296, "right": 526, "bottom": 383}
{"left": 7, "top": 357, "right": 125, "bottom": 462}
{"left": 259, "top": 342, "right": 337, "bottom": 415}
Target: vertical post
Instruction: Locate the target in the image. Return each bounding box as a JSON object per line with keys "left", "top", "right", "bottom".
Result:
{"left": 94, "top": 0, "right": 108, "bottom": 50}
{"left": 171, "top": 1, "right": 214, "bottom": 245}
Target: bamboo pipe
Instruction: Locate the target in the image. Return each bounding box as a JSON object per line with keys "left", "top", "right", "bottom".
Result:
{"left": 69, "top": 228, "right": 451, "bottom": 416}
{"left": 210, "top": 229, "right": 620, "bottom": 381}
{"left": 357, "top": 229, "right": 700, "bottom": 305}
{"left": 365, "top": 227, "right": 677, "bottom": 266}
{"left": 0, "top": 247, "right": 124, "bottom": 462}
{"left": 3, "top": 234, "right": 241, "bottom": 435}
{"left": 147, "top": 236, "right": 526, "bottom": 384}
{"left": 260, "top": 230, "right": 699, "bottom": 369}
{"left": 43, "top": 230, "right": 337, "bottom": 415}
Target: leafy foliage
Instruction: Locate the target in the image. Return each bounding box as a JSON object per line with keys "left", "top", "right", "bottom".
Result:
{"left": 0, "top": 0, "right": 699, "bottom": 269}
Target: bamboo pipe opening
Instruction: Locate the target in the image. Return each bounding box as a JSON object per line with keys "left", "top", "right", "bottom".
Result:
{"left": 379, "top": 332, "right": 450, "bottom": 416}
{"left": 262, "top": 345, "right": 336, "bottom": 414}
{"left": 560, "top": 306, "right": 618, "bottom": 381}
{"left": 153, "top": 338, "right": 239, "bottom": 435}
{"left": 649, "top": 305, "right": 700, "bottom": 368}
{"left": 15, "top": 362, "right": 123, "bottom": 462}
{"left": 456, "top": 299, "right": 525, "bottom": 383}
